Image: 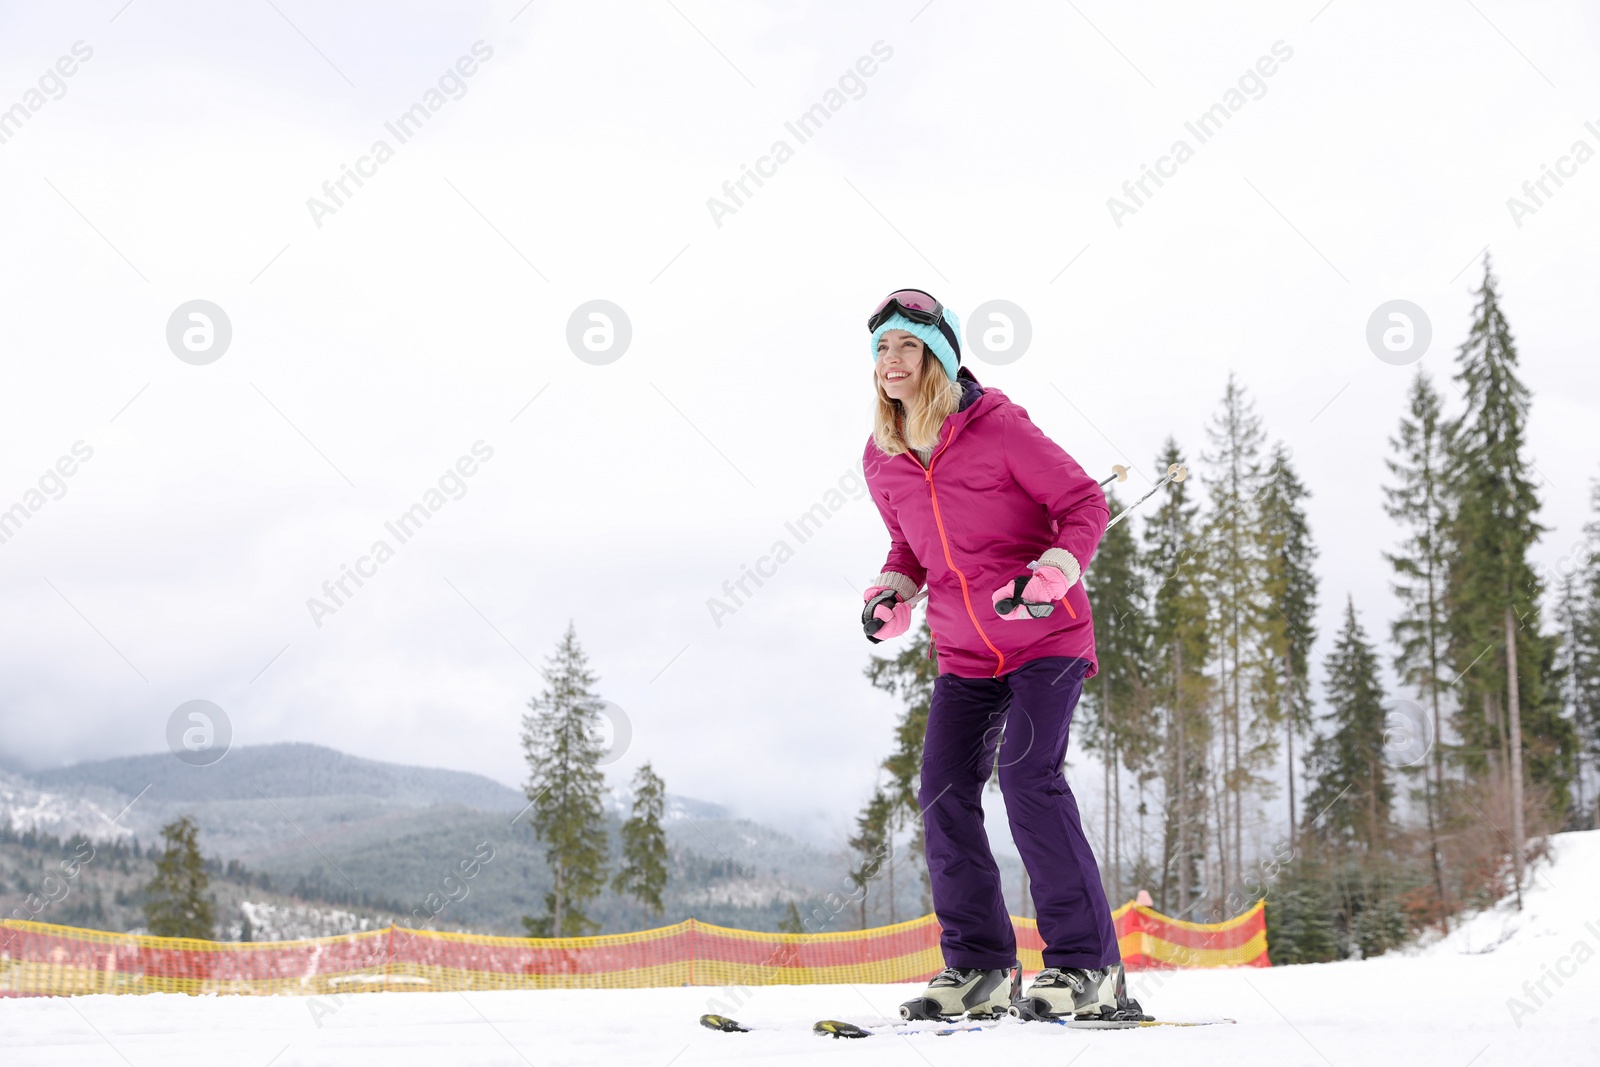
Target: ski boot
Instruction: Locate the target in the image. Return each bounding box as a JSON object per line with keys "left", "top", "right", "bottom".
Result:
{"left": 1009, "top": 961, "right": 1149, "bottom": 1022}
{"left": 900, "top": 965, "right": 1021, "bottom": 1021}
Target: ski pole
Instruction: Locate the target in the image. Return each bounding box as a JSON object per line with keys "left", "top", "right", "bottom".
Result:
{"left": 892, "top": 466, "right": 1130, "bottom": 611}
{"left": 1105, "top": 463, "right": 1187, "bottom": 531}
{"left": 1099, "top": 464, "right": 1129, "bottom": 489}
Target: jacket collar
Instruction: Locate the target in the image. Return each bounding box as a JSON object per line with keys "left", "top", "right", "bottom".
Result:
{"left": 955, "top": 366, "right": 983, "bottom": 411}
{"left": 920, "top": 366, "right": 990, "bottom": 456}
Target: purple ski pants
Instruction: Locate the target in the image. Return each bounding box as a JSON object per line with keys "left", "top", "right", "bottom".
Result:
{"left": 918, "top": 656, "right": 1120, "bottom": 970}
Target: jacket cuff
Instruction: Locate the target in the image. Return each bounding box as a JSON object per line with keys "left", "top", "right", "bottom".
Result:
{"left": 1037, "top": 548, "right": 1082, "bottom": 587}
{"left": 870, "top": 572, "right": 920, "bottom": 603}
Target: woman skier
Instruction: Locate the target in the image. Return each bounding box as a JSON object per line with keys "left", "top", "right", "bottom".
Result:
{"left": 859, "top": 288, "right": 1141, "bottom": 1023}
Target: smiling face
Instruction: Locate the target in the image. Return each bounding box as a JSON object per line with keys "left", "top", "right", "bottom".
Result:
{"left": 875, "top": 329, "right": 926, "bottom": 403}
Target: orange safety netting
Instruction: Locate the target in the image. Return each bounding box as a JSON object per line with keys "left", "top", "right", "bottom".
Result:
{"left": 1112, "top": 899, "right": 1270, "bottom": 970}
{"left": 0, "top": 902, "right": 1267, "bottom": 997}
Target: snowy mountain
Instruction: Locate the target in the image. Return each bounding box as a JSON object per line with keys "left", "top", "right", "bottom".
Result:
{"left": 1, "top": 743, "right": 857, "bottom": 936}
{"left": 23, "top": 742, "right": 532, "bottom": 812}
{"left": 0, "top": 770, "right": 137, "bottom": 843}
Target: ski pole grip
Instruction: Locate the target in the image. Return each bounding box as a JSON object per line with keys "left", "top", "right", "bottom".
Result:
{"left": 862, "top": 589, "right": 901, "bottom": 643}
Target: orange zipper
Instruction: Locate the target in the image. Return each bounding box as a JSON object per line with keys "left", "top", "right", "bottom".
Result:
{"left": 919, "top": 440, "right": 1006, "bottom": 678}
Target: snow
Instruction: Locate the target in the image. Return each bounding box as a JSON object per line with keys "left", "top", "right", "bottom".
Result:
{"left": 6, "top": 831, "right": 1599, "bottom": 1066}
{"left": 0, "top": 773, "right": 136, "bottom": 843}
{"left": 1406, "top": 831, "right": 1600, "bottom": 964}
{"left": 233, "top": 900, "right": 392, "bottom": 943}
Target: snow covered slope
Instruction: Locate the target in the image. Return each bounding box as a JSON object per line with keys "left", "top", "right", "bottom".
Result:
{"left": 1409, "top": 828, "right": 1600, "bottom": 965}
{"left": 0, "top": 772, "right": 136, "bottom": 842}
{"left": 5, "top": 831, "right": 1597, "bottom": 1066}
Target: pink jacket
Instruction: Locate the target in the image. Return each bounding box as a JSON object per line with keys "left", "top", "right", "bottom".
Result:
{"left": 864, "top": 369, "right": 1109, "bottom": 679}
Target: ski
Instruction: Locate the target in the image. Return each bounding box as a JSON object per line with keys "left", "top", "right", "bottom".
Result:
{"left": 700, "top": 1013, "right": 999, "bottom": 1037}
{"left": 699, "top": 1012, "right": 1235, "bottom": 1038}
{"left": 814, "top": 1018, "right": 999, "bottom": 1038}
{"left": 813, "top": 1015, "right": 1235, "bottom": 1036}
{"left": 1047, "top": 1017, "right": 1235, "bottom": 1030}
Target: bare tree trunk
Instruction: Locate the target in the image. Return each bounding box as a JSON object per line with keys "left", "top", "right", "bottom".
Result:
{"left": 1577, "top": 747, "right": 1588, "bottom": 834}
{"left": 1114, "top": 741, "right": 1123, "bottom": 903}
{"left": 1426, "top": 550, "right": 1448, "bottom": 924}
{"left": 1285, "top": 648, "right": 1296, "bottom": 854}
{"left": 1505, "top": 604, "right": 1526, "bottom": 908}
{"left": 1175, "top": 639, "right": 1190, "bottom": 914}
{"left": 1485, "top": 691, "right": 1502, "bottom": 781}
{"left": 1108, "top": 683, "right": 1120, "bottom": 900}
{"left": 1231, "top": 614, "right": 1243, "bottom": 902}
{"left": 1219, "top": 648, "right": 1231, "bottom": 901}
{"left": 1210, "top": 753, "right": 1227, "bottom": 919}
{"left": 553, "top": 861, "right": 565, "bottom": 936}
{"left": 1103, "top": 689, "right": 1112, "bottom": 898}
{"left": 888, "top": 828, "right": 897, "bottom": 925}
{"left": 1368, "top": 752, "right": 1379, "bottom": 852}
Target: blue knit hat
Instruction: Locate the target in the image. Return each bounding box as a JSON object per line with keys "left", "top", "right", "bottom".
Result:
{"left": 870, "top": 303, "right": 962, "bottom": 381}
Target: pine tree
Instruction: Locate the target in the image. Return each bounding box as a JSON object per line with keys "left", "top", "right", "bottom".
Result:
{"left": 1259, "top": 443, "right": 1319, "bottom": 852}
{"left": 777, "top": 900, "right": 806, "bottom": 934}
{"left": 1444, "top": 254, "right": 1573, "bottom": 880}
{"left": 1142, "top": 438, "right": 1212, "bottom": 914}
{"left": 613, "top": 762, "right": 669, "bottom": 918}
{"left": 143, "top": 815, "right": 216, "bottom": 939}
{"left": 1265, "top": 856, "right": 1339, "bottom": 963}
{"left": 1305, "top": 599, "right": 1393, "bottom": 853}
{"left": 520, "top": 622, "right": 610, "bottom": 938}
{"left": 1382, "top": 369, "right": 1453, "bottom": 909}
{"left": 1082, "top": 487, "right": 1152, "bottom": 901}
{"left": 1201, "top": 375, "right": 1271, "bottom": 899}
{"left": 846, "top": 788, "right": 893, "bottom": 928}
{"left": 864, "top": 620, "right": 939, "bottom": 909}
{"left": 1350, "top": 870, "right": 1410, "bottom": 958}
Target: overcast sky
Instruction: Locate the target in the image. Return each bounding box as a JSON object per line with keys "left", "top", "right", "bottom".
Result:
{"left": 1, "top": 0, "right": 1597, "bottom": 848}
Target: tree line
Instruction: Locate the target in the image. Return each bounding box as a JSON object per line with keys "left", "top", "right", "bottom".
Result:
{"left": 45, "top": 621, "right": 671, "bottom": 942}
{"left": 848, "top": 255, "right": 1599, "bottom": 958}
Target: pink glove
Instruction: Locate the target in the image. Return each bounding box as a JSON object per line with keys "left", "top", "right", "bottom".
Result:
{"left": 862, "top": 585, "right": 912, "bottom": 642}
{"left": 992, "top": 565, "right": 1070, "bottom": 621}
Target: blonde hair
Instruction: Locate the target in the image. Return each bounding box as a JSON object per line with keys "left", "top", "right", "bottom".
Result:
{"left": 871, "top": 343, "right": 963, "bottom": 457}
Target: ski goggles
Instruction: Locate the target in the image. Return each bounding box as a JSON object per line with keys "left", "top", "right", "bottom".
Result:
{"left": 868, "top": 288, "right": 962, "bottom": 362}
{"left": 867, "top": 288, "right": 945, "bottom": 333}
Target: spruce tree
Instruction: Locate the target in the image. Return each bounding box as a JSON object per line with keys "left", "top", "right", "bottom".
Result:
{"left": 1082, "top": 487, "right": 1152, "bottom": 900}
{"left": 846, "top": 788, "right": 893, "bottom": 928}
{"left": 143, "top": 815, "right": 216, "bottom": 939}
{"left": 864, "top": 620, "right": 939, "bottom": 909}
{"left": 1304, "top": 599, "right": 1393, "bottom": 853}
{"left": 1142, "top": 438, "right": 1212, "bottom": 913}
{"left": 1383, "top": 370, "right": 1453, "bottom": 907}
{"left": 1259, "top": 443, "right": 1319, "bottom": 850}
{"left": 1351, "top": 875, "right": 1410, "bottom": 958}
{"left": 777, "top": 901, "right": 806, "bottom": 934}
{"left": 1265, "top": 857, "right": 1339, "bottom": 963}
{"left": 613, "top": 762, "right": 669, "bottom": 919}
{"left": 1201, "top": 375, "right": 1270, "bottom": 897}
{"left": 1444, "top": 254, "right": 1572, "bottom": 867}
{"left": 520, "top": 622, "right": 610, "bottom": 937}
